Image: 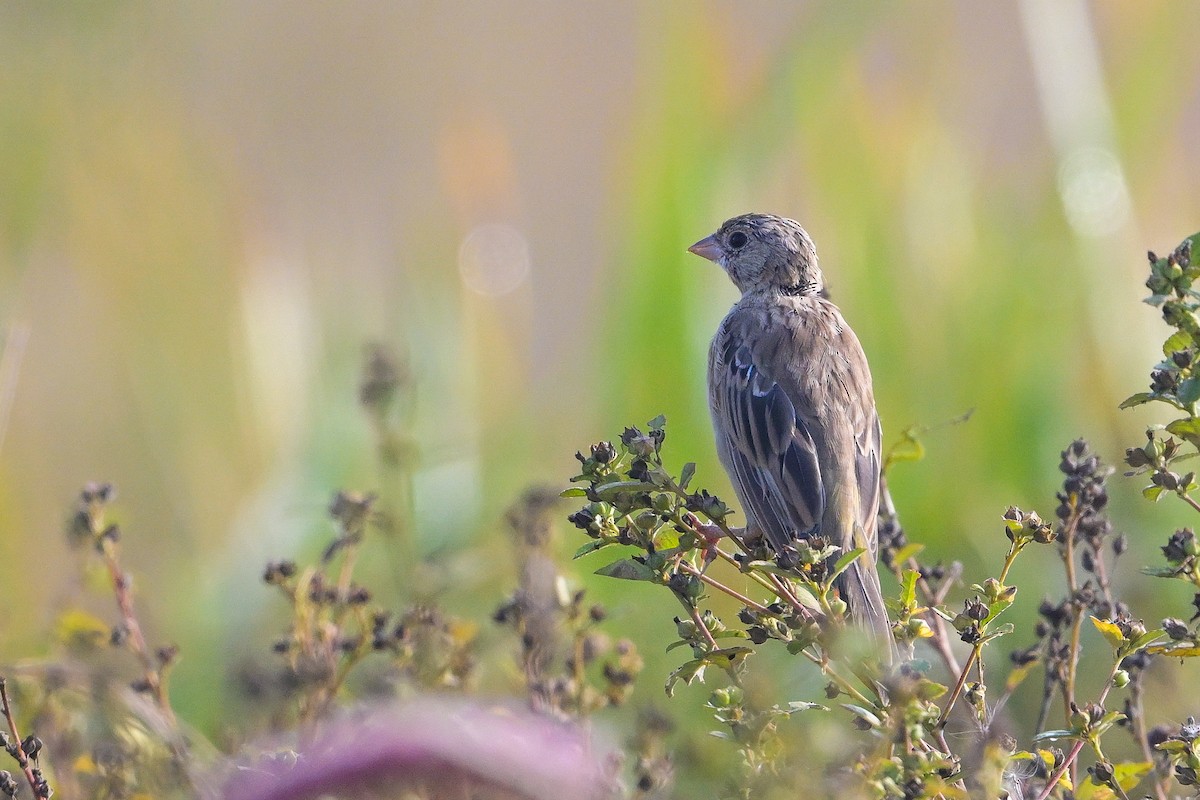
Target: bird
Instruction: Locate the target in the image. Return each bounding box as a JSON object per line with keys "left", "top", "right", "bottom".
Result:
{"left": 688, "top": 213, "right": 892, "bottom": 651}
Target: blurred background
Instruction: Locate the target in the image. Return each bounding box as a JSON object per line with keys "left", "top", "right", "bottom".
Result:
{"left": 2, "top": 0, "right": 1199, "bottom": 784}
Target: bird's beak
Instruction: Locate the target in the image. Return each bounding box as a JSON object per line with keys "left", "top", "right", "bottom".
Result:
{"left": 687, "top": 234, "right": 722, "bottom": 263}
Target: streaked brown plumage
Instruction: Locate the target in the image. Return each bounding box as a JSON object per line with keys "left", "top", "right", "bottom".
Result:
{"left": 689, "top": 213, "right": 891, "bottom": 649}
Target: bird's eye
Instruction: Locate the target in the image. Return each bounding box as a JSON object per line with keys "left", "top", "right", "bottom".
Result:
{"left": 727, "top": 231, "right": 749, "bottom": 250}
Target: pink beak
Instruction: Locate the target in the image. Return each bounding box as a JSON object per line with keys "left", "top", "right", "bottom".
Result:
{"left": 687, "top": 234, "right": 722, "bottom": 262}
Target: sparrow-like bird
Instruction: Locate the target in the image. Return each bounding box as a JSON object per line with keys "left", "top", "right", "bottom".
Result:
{"left": 689, "top": 213, "right": 891, "bottom": 648}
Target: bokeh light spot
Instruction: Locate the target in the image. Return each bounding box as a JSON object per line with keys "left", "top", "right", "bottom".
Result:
{"left": 1057, "top": 146, "right": 1130, "bottom": 238}
{"left": 457, "top": 223, "right": 531, "bottom": 296}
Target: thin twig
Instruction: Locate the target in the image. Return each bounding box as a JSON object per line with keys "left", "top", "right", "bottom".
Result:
{"left": 98, "top": 538, "right": 177, "bottom": 728}
{"left": 907, "top": 559, "right": 963, "bottom": 676}
{"left": 714, "top": 549, "right": 781, "bottom": 596}
{"left": 1109, "top": 767, "right": 1134, "bottom": 800}
{"left": 707, "top": 545, "right": 819, "bottom": 623}
{"left": 1036, "top": 739, "right": 1085, "bottom": 800}
{"left": 1059, "top": 505, "right": 1085, "bottom": 789}
{"left": 677, "top": 561, "right": 771, "bottom": 614}
{"left": 937, "top": 646, "right": 979, "bottom": 729}
{"left": 1128, "top": 676, "right": 1169, "bottom": 800}
{"left": 1033, "top": 666, "right": 1120, "bottom": 800}
{"left": 879, "top": 480, "right": 962, "bottom": 676}
{"left": 1061, "top": 507, "right": 1082, "bottom": 722}
{"left": 939, "top": 543, "right": 1023, "bottom": 728}
{"left": 801, "top": 651, "right": 875, "bottom": 709}
{"left": 1177, "top": 491, "right": 1200, "bottom": 515}
{"left": 686, "top": 603, "right": 720, "bottom": 651}
{"left": 0, "top": 677, "right": 44, "bottom": 799}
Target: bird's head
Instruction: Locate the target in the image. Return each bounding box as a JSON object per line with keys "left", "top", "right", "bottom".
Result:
{"left": 688, "top": 213, "right": 823, "bottom": 296}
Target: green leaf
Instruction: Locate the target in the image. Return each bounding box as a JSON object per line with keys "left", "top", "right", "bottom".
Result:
{"left": 1163, "top": 329, "right": 1194, "bottom": 357}
{"left": 1072, "top": 776, "right": 1111, "bottom": 800}
{"left": 560, "top": 486, "right": 587, "bottom": 497}
{"left": 1091, "top": 616, "right": 1126, "bottom": 648}
{"left": 1145, "top": 643, "right": 1200, "bottom": 657}
{"left": 899, "top": 568, "right": 920, "bottom": 608}
{"left": 840, "top": 704, "right": 882, "bottom": 729}
{"left": 573, "top": 540, "right": 607, "bottom": 559}
{"left": 883, "top": 428, "right": 925, "bottom": 473}
{"left": 652, "top": 525, "right": 681, "bottom": 550}
{"left": 1141, "top": 565, "right": 1182, "bottom": 578}
{"left": 592, "top": 480, "right": 657, "bottom": 500}
{"left": 1094, "top": 710, "right": 1127, "bottom": 736}
{"left": 828, "top": 547, "right": 867, "bottom": 585}
{"left": 741, "top": 559, "right": 822, "bottom": 586}
{"left": 1129, "top": 628, "right": 1166, "bottom": 652}
{"left": 1156, "top": 739, "right": 1190, "bottom": 753}
{"left": 679, "top": 462, "right": 696, "bottom": 490}
{"left": 643, "top": 551, "right": 669, "bottom": 571}
{"left": 595, "top": 558, "right": 657, "bottom": 581}
{"left": 892, "top": 542, "right": 925, "bottom": 565}
{"left": 1032, "top": 729, "right": 1075, "bottom": 742}
{"left": 978, "top": 622, "right": 1014, "bottom": 644}
{"left": 915, "top": 679, "right": 947, "bottom": 701}
{"left": 788, "top": 583, "right": 823, "bottom": 611}
{"left": 785, "top": 639, "right": 811, "bottom": 655}
{"left": 928, "top": 605, "right": 955, "bottom": 622}
{"left": 1166, "top": 417, "right": 1200, "bottom": 447}
{"left": 665, "top": 658, "right": 707, "bottom": 696}
{"left": 1005, "top": 660, "right": 1038, "bottom": 692}
{"left": 1118, "top": 392, "right": 1155, "bottom": 409}
{"left": 1179, "top": 376, "right": 1200, "bottom": 407}
{"left": 986, "top": 595, "right": 1016, "bottom": 621}
{"left": 664, "top": 647, "right": 753, "bottom": 696}
{"left": 1110, "top": 761, "right": 1152, "bottom": 791}
{"left": 647, "top": 414, "right": 667, "bottom": 431}
{"left": 715, "top": 629, "right": 748, "bottom": 640}
{"left": 1142, "top": 485, "right": 1166, "bottom": 502}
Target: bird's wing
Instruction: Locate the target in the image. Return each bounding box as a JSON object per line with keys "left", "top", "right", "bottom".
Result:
{"left": 855, "top": 412, "right": 883, "bottom": 554}
{"left": 709, "top": 315, "right": 825, "bottom": 552}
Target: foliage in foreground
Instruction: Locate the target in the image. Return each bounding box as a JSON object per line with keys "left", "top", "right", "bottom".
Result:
{"left": 0, "top": 234, "right": 1199, "bottom": 799}
{"left": 558, "top": 233, "right": 1200, "bottom": 799}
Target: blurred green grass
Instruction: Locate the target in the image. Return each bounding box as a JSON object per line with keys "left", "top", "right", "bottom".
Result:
{"left": 2, "top": 1, "right": 1200, "bottom": 790}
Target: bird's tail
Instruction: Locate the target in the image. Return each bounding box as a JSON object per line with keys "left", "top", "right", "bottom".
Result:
{"left": 836, "top": 549, "right": 896, "bottom": 664}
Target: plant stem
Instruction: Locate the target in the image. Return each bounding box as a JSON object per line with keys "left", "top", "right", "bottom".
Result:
{"left": 937, "top": 646, "right": 979, "bottom": 728}
{"left": 1033, "top": 664, "right": 1120, "bottom": 800}
{"left": 878, "top": 481, "right": 964, "bottom": 675}
{"left": 1128, "top": 677, "right": 1169, "bottom": 800}
{"left": 905, "top": 558, "right": 962, "bottom": 676}
{"left": 714, "top": 550, "right": 781, "bottom": 596}
{"left": 1059, "top": 503, "right": 1084, "bottom": 788}
{"left": 98, "top": 538, "right": 177, "bottom": 729}
{"left": 686, "top": 603, "right": 720, "bottom": 651}
{"left": 1178, "top": 491, "right": 1200, "bottom": 515}
{"left": 0, "top": 678, "right": 43, "bottom": 799}
{"left": 939, "top": 542, "right": 1023, "bottom": 727}
{"left": 802, "top": 651, "right": 875, "bottom": 710}
{"left": 677, "top": 562, "right": 771, "bottom": 614}
{"left": 1036, "top": 739, "right": 1086, "bottom": 800}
